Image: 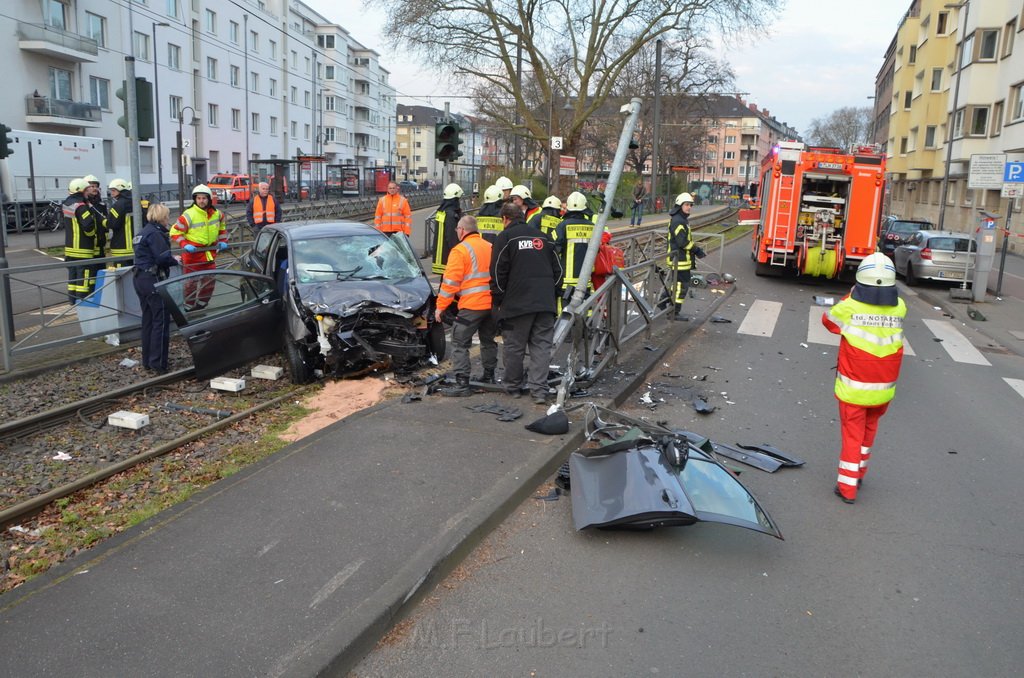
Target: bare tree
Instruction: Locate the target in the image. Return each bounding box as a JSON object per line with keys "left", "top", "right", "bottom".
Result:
{"left": 805, "top": 107, "right": 873, "bottom": 149}
{"left": 382, "top": 0, "right": 782, "bottom": 155}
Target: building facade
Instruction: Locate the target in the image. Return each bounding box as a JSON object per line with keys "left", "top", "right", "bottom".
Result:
{"left": 3, "top": 0, "right": 396, "bottom": 198}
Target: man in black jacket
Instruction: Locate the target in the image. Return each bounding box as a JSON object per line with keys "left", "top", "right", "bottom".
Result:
{"left": 490, "top": 203, "right": 563, "bottom": 404}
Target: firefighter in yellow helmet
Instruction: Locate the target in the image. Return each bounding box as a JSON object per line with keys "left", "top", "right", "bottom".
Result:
{"left": 431, "top": 183, "right": 464, "bottom": 274}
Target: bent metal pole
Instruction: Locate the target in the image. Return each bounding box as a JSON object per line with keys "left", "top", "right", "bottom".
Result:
{"left": 553, "top": 97, "right": 643, "bottom": 346}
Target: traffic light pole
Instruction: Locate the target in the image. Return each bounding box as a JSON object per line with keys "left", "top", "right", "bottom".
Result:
{"left": 124, "top": 57, "right": 145, "bottom": 234}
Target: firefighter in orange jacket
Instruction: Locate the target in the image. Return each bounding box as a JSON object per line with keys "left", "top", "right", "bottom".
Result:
{"left": 435, "top": 215, "right": 498, "bottom": 396}
{"left": 170, "top": 184, "right": 228, "bottom": 311}
{"left": 374, "top": 180, "right": 412, "bottom": 235}
{"left": 822, "top": 252, "right": 906, "bottom": 504}
{"left": 246, "top": 182, "right": 282, "bottom": 232}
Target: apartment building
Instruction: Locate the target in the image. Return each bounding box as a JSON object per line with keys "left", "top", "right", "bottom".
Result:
{"left": 880, "top": 0, "right": 1024, "bottom": 250}
{"left": 3, "top": 0, "right": 395, "bottom": 197}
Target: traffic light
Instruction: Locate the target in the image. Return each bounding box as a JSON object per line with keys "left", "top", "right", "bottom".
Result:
{"left": 435, "top": 121, "right": 464, "bottom": 162}
{"left": 115, "top": 78, "right": 155, "bottom": 141}
{"left": 0, "top": 124, "right": 13, "bottom": 159}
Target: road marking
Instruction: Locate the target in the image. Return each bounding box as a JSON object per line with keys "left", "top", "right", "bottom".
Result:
{"left": 309, "top": 558, "right": 365, "bottom": 609}
{"left": 806, "top": 306, "right": 915, "bottom": 355}
{"left": 1005, "top": 378, "right": 1024, "bottom": 400}
{"left": 737, "top": 300, "right": 782, "bottom": 337}
{"left": 922, "top": 319, "right": 991, "bottom": 366}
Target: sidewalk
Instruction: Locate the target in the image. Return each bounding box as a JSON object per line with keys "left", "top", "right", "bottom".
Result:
{"left": 910, "top": 282, "right": 1024, "bottom": 360}
{"left": 0, "top": 281, "right": 734, "bottom": 677}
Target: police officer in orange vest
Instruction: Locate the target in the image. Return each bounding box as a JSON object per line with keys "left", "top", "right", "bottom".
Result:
{"left": 435, "top": 215, "right": 498, "bottom": 396}
{"left": 246, "top": 182, "right": 282, "bottom": 232}
{"left": 822, "top": 253, "right": 906, "bottom": 504}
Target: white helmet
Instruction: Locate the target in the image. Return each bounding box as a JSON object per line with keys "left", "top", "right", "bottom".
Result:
{"left": 192, "top": 184, "right": 213, "bottom": 198}
{"left": 83, "top": 174, "right": 101, "bottom": 186}
{"left": 510, "top": 185, "right": 531, "bottom": 200}
{"left": 566, "top": 191, "right": 588, "bottom": 212}
{"left": 68, "top": 178, "right": 88, "bottom": 194}
{"left": 856, "top": 252, "right": 897, "bottom": 287}
{"left": 675, "top": 192, "right": 694, "bottom": 205}
{"left": 108, "top": 178, "right": 129, "bottom": 192}
{"left": 483, "top": 185, "right": 502, "bottom": 203}
{"left": 443, "top": 183, "right": 464, "bottom": 199}
{"left": 542, "top": 195, "right": 562, "bottom": 210}
{"left": 495, "top": 176, "right": 514, "bottom": 191}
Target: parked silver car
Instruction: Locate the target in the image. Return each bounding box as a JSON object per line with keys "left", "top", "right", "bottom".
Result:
{"left": 893, "top": 229, "right": 975, "bottom": 285}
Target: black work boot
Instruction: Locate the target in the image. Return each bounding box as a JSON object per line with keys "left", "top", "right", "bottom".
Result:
{"left": 439, "top": 374, "right": 473, "bottom": 397}
{"left": 475, "top": 368, "right": 496, "bottom": 384}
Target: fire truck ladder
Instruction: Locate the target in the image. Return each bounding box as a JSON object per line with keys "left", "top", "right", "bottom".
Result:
{"left": 768, "top": 177, "right": 795, "bottom": 266}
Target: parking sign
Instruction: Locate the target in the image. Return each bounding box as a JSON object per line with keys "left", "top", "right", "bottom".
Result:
{"left": 1005, "top": 162, "right": 1024, "bottom": 183}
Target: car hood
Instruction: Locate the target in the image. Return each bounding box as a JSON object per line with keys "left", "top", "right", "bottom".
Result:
{"left": 297, "top": 276, "right": 432, "bottom": 316}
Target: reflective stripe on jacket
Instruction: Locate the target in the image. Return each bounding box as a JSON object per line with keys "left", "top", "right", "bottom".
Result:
{"left": 63, "top": 195, "right": 99, "bottom": 258}
{"left": 171, "top": 204, "right": 226, "bottom": 263}
{"left": 555, "top": 216, "right": 594, "bottom": 287}
{"left": 823, "top": 295, "right": 906, "bottom": 406}
{"left": 251, "top": 195, "right": 278, "bottom": 225}
{"left": 374, "top": 193, "right": 411, "bottom": 234}
{"left": 666, "top": 209, "right": 693, "bottom": 271}
{"left": 438, "top": 232, "right": 492, "bottom": 312}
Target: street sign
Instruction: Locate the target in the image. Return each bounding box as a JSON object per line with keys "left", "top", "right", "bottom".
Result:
{"left": 550, "top": 136, "right": 563, "bottom": 150}
{"left": 1002, "top": 184, "right": 1023, "bottom": 198}
{"left": 559, "top": 155, "right": 576, "bottom": 176}
{"left": 1005, "top": 161, "right": 1024, "bottom": 182}
{"left": 968, "top": 153, "right": 1006, "bottom": 189}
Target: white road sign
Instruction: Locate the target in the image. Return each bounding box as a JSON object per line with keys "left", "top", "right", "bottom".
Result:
{"left": 968, "top": 153, "right": 1006, "bottom": 189}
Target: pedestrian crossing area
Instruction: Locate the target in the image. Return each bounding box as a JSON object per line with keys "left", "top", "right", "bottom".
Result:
{"left": 730, "top": 299, "right": 1008, "bottom": 366}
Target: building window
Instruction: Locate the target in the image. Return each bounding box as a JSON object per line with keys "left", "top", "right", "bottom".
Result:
{"left": 953, "top": 109, "right": 965, "bottom": 138}
{"left": 229, "top": 21, "right": 239, "bottom": 44}
{"left": 290, "top": 121, "right": 297, "bottom": 137}
{"left": 705, "top": 166, "right": 715, "bottom": 175}
{"left": 166, "top": 0, "right": 179, "bottom": 18}
{"left": 904, "top": 90, "right": 912, "bottom": 109}
{"left": 249, "top": 30, "right": 259, "bottom": 53}
{"left": 205, "top": 9, "right": 216, "bottom": 33}
{"left": 206, "top": 57, "right": 217, "bottom": 81}
{"left": 208, "top": 103, "right": 218, "bottom": 127}
{"left": 969, "top": 106, "right": 989, "bottom": 136}
{"left": 723, "top": 166, "right": 734, "bottom": 176}
{"left": 139, "top": 146, "right": 154, "bottom": 174}
{"left": 961, "top": 34, "right": 974, "bottom": 69}
{"left": 84, "top": 13, "right": 106, "bottom": 47}
{"left": 230, "top": 65, "right": 239, "bottom": 87}
{"left": 924, "top": 125, "right": 937, "bottom": 148}
{"left": 325, "top": 65, "right": 335, "bottom": 80}
{"left": 135, "top": 32, "right": 151, "bottom": 61}
{"left": 103, "top": 139, "right": 114, "bottom": 173}
{"left": 725, "top": 135, "right": 736, "bottom": 144}
{"left": 290, "top": 86, "right": 297, "bottom": 103}
{"left": 88, "top": 77, "right": 109, "bottom": 109}
{"left": 231, "top": 108, "right": 241, "bottom": 130}
{"left": 44, "top": 0, "right": 66, "bottom": 29}
{"left": 978, "top": 29, "right": 998, "bottom": 61}
{"left": 1012, "top": 83, "right": 1024, "bottom": 122}
{"left": 269, "top": 40, "right": 277, "bottom": 59}
{"left": 937, "top": 11, "right": 948, "bottom": 35}
{"left": 232, "top": 152, "right": 241, "bottom": 173}
{"left": 290, "top": 50, "right": 297, "bottom": 70}
{"left": 899, "top": 137, "right": 908, "bottom": 154}
{"left": 325, "top": 95, "right": 336, "bottom": 111}
{"left": 250, "top": 71, "right": 258, "bottom": 92}
{"left": 992, "top": 101, "right": 1004, "bottom": 136}
{"left": 723, "top": 151, "right": 736, "bottom": 160}
{"left": 209, "top": 150, "right": 219, "bottom": 173}
{"left": 251, "top": 112, "right": 260, "bottom": 133}
{"left": 270, "top": 117, "right": 278, "bottom": 135}
{"left": 49, "top": 67, "right": 72, "bottom": 101}
{"left": 931, "top": 68, "right": 942, "bottom": 91}
{"left": 269, "top": 78, "right": 277, "bottom": 97}
{"left": 305, "top": 57, "right": 311, "bottom": 74}
{"left": 304, "top": 91, "right": 311, "bottom": 107}
{"left": 318, "top": 35, "right": 336, "bottom": 49}
{"left": 304, "top": 124, "right": 310, "bottom": 140}
{"left": 169, "top": 95, "right": 182, "bottom": 120}
{"left": 909, "top": 44, "right": 917, "bottom": 64}
{"left": 1004, "top": 20, "right": 1016, "bottom": 58}
{"left": 168, "top": 43, "right": 181, "bottom": 70}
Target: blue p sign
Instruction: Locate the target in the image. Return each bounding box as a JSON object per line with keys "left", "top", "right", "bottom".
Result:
{"left": 1005, "top": 162, "right": 1024, "bottom": 182}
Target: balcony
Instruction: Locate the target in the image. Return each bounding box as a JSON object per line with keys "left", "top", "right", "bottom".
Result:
{"left": 25, "top": 95, "right": 102, "bottom": 128}
{"left": 17, "top": 22, "right": 98, "bottom": 63}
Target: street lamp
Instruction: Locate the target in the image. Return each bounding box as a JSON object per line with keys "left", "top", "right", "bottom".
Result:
{"left": 152, "top": 21, "right": 169, "bottom": 200}
{"left": 938, "top": 0, "right": 969, "bottom": 232}
{"left": 547, "top": 95, "right": 574, "bottom": 196}
{"left": 177, "top": 106, "right": 197, "bottom": 213}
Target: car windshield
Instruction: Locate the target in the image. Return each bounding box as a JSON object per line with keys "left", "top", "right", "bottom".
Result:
{"left": 927, "top": 237, "right": 974, "bottom": 252}
{"left": 892, "top": 221, "right": 929, "bottom": 235}
{"left": 292, "top": 233, "right": 423, "bottom": 283}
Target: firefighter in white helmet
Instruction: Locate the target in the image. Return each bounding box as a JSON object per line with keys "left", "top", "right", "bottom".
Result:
{"left": 822, "top": 252, "right": 906, "bottom": 504}
{"left": 665, "top": 192, "right": 705, "bottom": 320}
{"left": 509, "top": 185, "right": 540, "bottom": 222}
{"left": 63, "top": 178, "right": 101, "bottom": 303}
{"left": 495, "top": 176, "right": 514, "bottom": 202}
{"left": 170, "top": 184, "right": 228, "bottom": 311}
{"left": 105, "top": 178, "right": 135, "bottom": 263}
{"left": 553, "top": 191, "right": 595, "bottom": 310}
{"left": 431, "top": 183, "right": 464, "bottom": 274}
{"left": 530, "top": 195, "right": 563, "bottom": 239}
{"left": 477, "top": 185, "right": 504, "bottom": 244}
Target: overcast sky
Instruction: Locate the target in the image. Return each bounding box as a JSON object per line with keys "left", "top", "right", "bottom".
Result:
{"left": 304, "top": 0, "right": 911, "bottom": 135}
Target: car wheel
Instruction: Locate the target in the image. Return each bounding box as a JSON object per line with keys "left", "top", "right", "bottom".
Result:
{"left": 426, "top": 321, "right": 446, "bottom": 361}
{"left": 284, "top": 341, "right": 313, "bottom": 384}
{"left": 905, "top": 263, "right": 918, "bottom": 286}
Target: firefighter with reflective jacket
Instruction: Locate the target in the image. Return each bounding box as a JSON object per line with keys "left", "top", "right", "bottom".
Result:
{"left": 373, "top": 180, "right": 410, "bottom": 235}
{"left": 530, "top": 195, "right": 562, "bottom": 239}
{"left": 509, "top": 185, "right": 541, "bottom": 223}
{"left": 105, "top": 178, "right": 135, "bottom": 264}
{"left": 170, "top": 184, "right": 228, "bottom": 311}
{"left": 666, "top": 192, "right": 705, "bottom": 320}
{"left": 553, "top": 191, "right": 595, "bottom": 308}
{"left": 495, "top": 176, "right": 514, "bottom": 202}
{"left": 431, "top": 183, "right": 464, "bottom": 274}
{"left": 63, "top": 178, "right": 101, "bottom": 303}
{"left": 476, "top": 185, "right": 504, "bottom": 244}
{"left": 822, "top": 253, "right": 906, "bottom": 505}
{"left": 435, "top": 215, "right": 498, "bottom": 397}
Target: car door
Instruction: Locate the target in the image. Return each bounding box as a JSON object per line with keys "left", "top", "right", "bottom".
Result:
{"left": 155, "top": 270, "right": 283, "bottom": 379}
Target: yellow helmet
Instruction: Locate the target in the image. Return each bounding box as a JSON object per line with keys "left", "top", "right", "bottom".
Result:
{"left": 108, "top": 178, "right": 129, "bottom": 191}
{"left": 68, "top": 178, "right": 88, "bottom": 194}
{"left": 542, "top": 195, "right": 562, "bottom": 210}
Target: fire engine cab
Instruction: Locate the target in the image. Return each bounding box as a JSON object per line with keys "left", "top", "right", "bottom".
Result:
{"left": 750, "top": 141, "right": 886, "bottom": 279}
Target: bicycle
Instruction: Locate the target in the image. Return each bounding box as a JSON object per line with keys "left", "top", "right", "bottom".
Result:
{"left": 27, "top": 200, "right": 63, "bottom": 232}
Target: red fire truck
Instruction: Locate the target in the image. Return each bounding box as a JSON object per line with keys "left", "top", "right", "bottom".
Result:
{"left": 750, "top": 141, "right": 886, "bottom": 279}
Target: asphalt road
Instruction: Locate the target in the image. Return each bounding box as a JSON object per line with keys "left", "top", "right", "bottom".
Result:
{"left": 353, "top": 241, "right": 1024, "bottom": 677}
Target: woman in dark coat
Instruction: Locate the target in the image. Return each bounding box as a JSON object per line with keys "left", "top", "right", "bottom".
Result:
{"left": 132, "top": 202, "right": 180, "bottom": 373}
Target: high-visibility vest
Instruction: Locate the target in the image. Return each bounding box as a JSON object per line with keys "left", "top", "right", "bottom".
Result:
{"left": 437, "top": 232, "right": 492, "bottom": 312}
{"left": 171, "top": 204, "right": 226, "bottom": 262}
{"left": 251, "top": 194, "right": 278, "bottom": 225}
{"left": 476, "top": 215, "right": 504, "bottom": 243}
{"left": 666, "top": 214, "right": 694, "bottom": 271}
{"left": 107, "top": 194, "right": 135, "bottom": 258}
{"left": 559, "top": 217, "right": 594, "bottom": 287}
{"left": 63, "top": 196, "right": 99, "bottom": 259}
{"left": 538, "top": 212, "right": 561, "bottom": 239}
{"left": 374, "top": 193, "right": 410, "bottom": 234}
{"left": 824, "top": 296, "right": 906, "bottom": 406}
